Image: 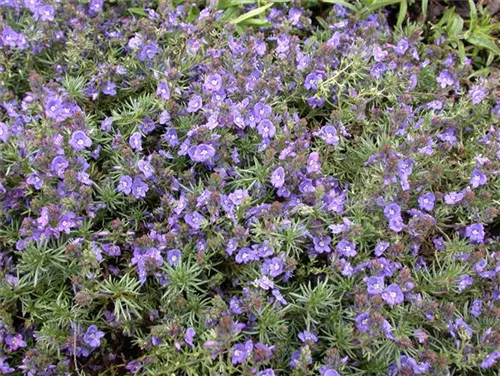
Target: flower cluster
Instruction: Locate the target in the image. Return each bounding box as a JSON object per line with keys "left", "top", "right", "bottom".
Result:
{"left": 0, "top": 1, "right": 499, "bottom": 375}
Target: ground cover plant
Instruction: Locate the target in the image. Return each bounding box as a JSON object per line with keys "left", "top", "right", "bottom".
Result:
{"left": 0, "top": 0, "right": 499, "bottom": 375}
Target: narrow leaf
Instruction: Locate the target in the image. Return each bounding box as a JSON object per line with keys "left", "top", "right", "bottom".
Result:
{"left": 422, "top": 0, "right": 428, "bottom": 19}
{"left": 128, "top": 7, "right": 147, "bottom": 17}
{"left": 367, "top": 0, "right": 402, "bottom": 12}
{"left": 229, "top": 3, "right": 273, "bottom": 24}
{"left": 396, "top": 0, "right": 407, "bottom": 29}
{"left": 447, "top": 14, "right": 464, "bottom": 38}
{"left": 321, "top": 0, "right": 358, "bottom": 11}
{"left": 468, "top": 0, "right": 478, "bottom": 31}
{"left": 217, "top": 0, "right": 256, "bottom": 9}
{"left": 466, "top": 34, "right": 500, "bottom": 56}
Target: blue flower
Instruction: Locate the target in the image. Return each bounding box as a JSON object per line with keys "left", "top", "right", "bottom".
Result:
{"left": 367, "top": 276, "right": 385, "bottom": 295}
{"left": 270, "top": 167, "right": 285, "bottom": 188}
{"left": 83, "top": 325, "right": 105, "bottom": 348}
{"left": 382, "top": 284, "right": 404, "bottom": 305}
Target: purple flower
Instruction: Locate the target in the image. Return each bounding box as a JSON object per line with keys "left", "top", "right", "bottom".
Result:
{"left": 185, "top": 328, "right": 195, "bottom": 346}
{"left": 465, "top": 223, "right": 484, "bottom": 244}
{"left": 36, "top": 5, "right": 55, "bottom": 22}
{"left": 298, "top": 330, "right": 318, "bottom": 343}
{"left": 389, "top": 217, "right": 404, "bottom": 233}
{"left": 258, "top": 370, "right": 275, "bottom": 376}
{"left": 262, "top": 257, "right": 284, "bottom": 278}
{"left": 373, "top": 45, "right": 388, "bottom": 62}
{"left": 163, "top": 129, "right": 178, "bottom": 147}
{"left": 307, "top": 152, "right": 321, "bottom": 174}
{"left": 69, "top": 130, "right": 92, "bottom": 151}
{"left": 27, "top": 173, "right": 43, "bottom": 189}
{"left": 257, "top": 119, "right": 276, "bottom": 138}
{"left": 131, "top": 248, "right": 163, "bottom": 284}
{"left": 83, "top": 325, "right": 105, "bottom": 348}
{"left": 257, "top": 241, "right": 274, "bottom": 258}
{"left": 469, "top": 84, "right": 487, "bottom": 104}
{"left": 437, "top": 70, "right": 455, "bottom": 88}
{"left": 1, "top": 26, "right": 18, "bottom": 48}
{"left": 167, "top": 249, "right": 181, "bottom": 266}
{"left": 235, "top": 247, "right": 258, "bottom": 264}
{"left": 102, "top": 81, "right": 116, "bottom": 96}
{"left": 117, "top": 175, "right": 133, "bottom": 195}
{"left": 382, "top": 284, "right": 404, "bottom": 305}
{"left": 189, "top": 144, "right": 216, "bottom": 163}
{"left": 0, "top": 356, "right": 14, "bottom": 374}
{"left": 437, "top": 128, "right": 457, "bottom": 145}
{"left": 58, "top": 213, "right": 76, "bottom": 234}
{"left": 229, "top": 189, "right": 249, "bottom": 206}
{"left": 156, "top": 81, "right": 170, "bottom": 100}
{"left": 418, "top": 193, "right": 435, "bottom": 212}
{"left": 304, "top": 72, "right": 321, "bottom": 91}
{"left": 337, "top": 240, "right": 356, "bottom": 257}
{"left": 367, "top": 276, "right": 385, "bottom": 295}
{"left": 313, "top": 236, "right": 331, "bottom": 254}
{"left": 356, "top": 312, "right": 370, "bottom": 332}
{"left": 395, "top": 39, "right": 409, "bottom": 55}
{"left": 321, "top": 369, "right": 340, "bottom": 376}
{"left": 374, "top": 242, "right": 389, "bottom": 256}
{"left": 131, "top": 178, "right": 148, "bottom": 199}
{"left": 254, "top": 343, "right": 275, "bottom": 363}
{"left": 129, "top": 132, "right": 143, "bottom": 151}
{"left": 384, "top": 203, "right": 401, "bottom": 220}
{"left": 370, "top": 62, "right": 386, "bottom": 79}
{"left": 89, "top": 0, "right": 103, "bottom": 13}
{"left": 444, "top": 191, "right": 463, "bottom": 205}
{"left": 397, "top": 356, "right": 430, "bottom": 375}
{"left": 318, "top": 125, "right": 339, "bottom": 145}
{"left": 426, "top": 100, "right": 443, "bottom": 111}
{"left": 456, "top": 275, "right": 473, "bottom": 291}
{"left": 184, "top": 211, "right": 204, "bottom": 229}
{"left": 51, "top": 156, "right": 69, "bottom": 178}
{"left": 5, "top": 334, "right": 26, "bottom": 351}
{"left": 470, "top": 169, "right": 487, "bottom": 188}
{"left": 231, "top": 340, "right": 253, "bottom": 365}
{"left": 256, "top": 275, "right": 274, "bottom": 290}
{"left": 125, "top": 360, "right": 142, "bottom": 374}
{"left": 137, "top": 159, "right": 154, "bottom": 178}
{"left": 204, "top": 74, "right": 223, "bottom": 92}
{"left": 471, "top": 299, "right": 482, "bottom": 317}
{"left": 187, "top": 94, "right": 203, "bottom": 113}
{"left": 138, "top": 42, "right": 159, "bottom": 61}
{"left": 481, "top": 350, "right": 500, "bottom": 369}
{"left": 0, "top": 122, "right": 9, "bottom": 142}
{"left": 307, "top": 96, "right": 325, "bottom": 108}
{"left": 254, "top": 103, "right": 272, "bottom": 120}
{"left": 271, "top": 167, "right": 285, "bottom": 188}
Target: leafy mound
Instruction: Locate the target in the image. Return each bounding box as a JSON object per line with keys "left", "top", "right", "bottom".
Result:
{"left": 0, "top": 1, "right": 499, "bottom": 375}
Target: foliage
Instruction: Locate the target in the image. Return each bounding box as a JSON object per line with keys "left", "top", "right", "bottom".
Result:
{"left": 0, "top": 0, "right": 499, "bottom": 375}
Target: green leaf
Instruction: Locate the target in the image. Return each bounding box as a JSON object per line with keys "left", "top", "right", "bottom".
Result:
{"left": 422, "top": 0, "right": 428, "bottom": 19}
{"left": 128, "top": 7, "right": 147, "bottom": 17}
{"left": 321, "top": 0, "right": 358, "bottom": 11}
{"left": 466, "top": 33, "right": 500, "bottom": 56}
{"left": 468, "top": 0, "right": 478, "bottom": 31}
{"left": 220, "top": 6, "right": 240, "bottom": 22}
{"left": 435, "top": 7, "right": 455, "bottom": 28}
{"left": 396, "top": 0, "right": 407, "bottom": 29}
{"left": 229, "top": 3, "right": 273, "bottom": 24}
{"left": 486, "top": 51, "right": 495, "bottom": 66}
{"left": 456, "top": 39, "right": 466, "bottom": 64}
{"left": 447, "top": 14, "right": 464, "bottom": 38}
{"left": 239, "top": 18, "right": 273, "bottom": 27}
{"left": 217, "top": 0, "right": 256, "bottom": 9}
{"left": 366, "top": 0, "right": 402, "bottom": 12}
{"left": 315, "top": 16, "right": 330, "bottom": 29}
